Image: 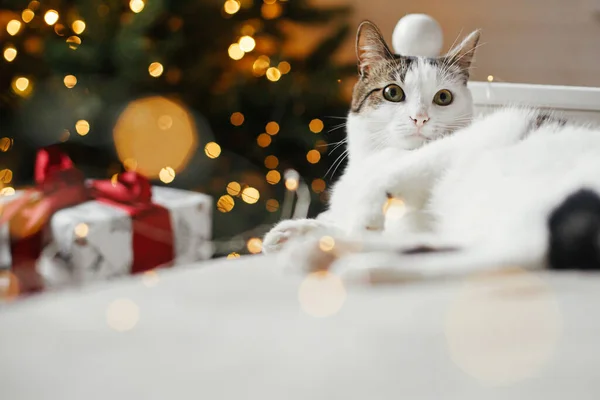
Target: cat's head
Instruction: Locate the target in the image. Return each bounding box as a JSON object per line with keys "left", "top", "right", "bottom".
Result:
{"left": 347, "top": 21, "right": 480, "bottom": 160}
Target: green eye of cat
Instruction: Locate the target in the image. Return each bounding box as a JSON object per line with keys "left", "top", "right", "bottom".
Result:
{"left": 433, "top": 89, "right": 453, "bottom": 106}
{"left": 383, "top": 84, "right": 405, "bottom": 102}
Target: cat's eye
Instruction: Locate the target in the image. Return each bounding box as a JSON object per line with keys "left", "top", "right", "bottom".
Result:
{"left": 433, "top": 89, "right": 453, "bottom": 106}
{"left": 383, "top": 84, "right": 405, "bottom": 102}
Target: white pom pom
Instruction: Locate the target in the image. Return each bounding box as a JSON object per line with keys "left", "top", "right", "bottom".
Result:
{"left": 392, "top": 14, "right": 443, "bottom": 57}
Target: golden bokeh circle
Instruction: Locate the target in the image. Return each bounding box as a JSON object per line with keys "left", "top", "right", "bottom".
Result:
{"left": 241, "top": 187, "right": 260, "bottom": 204}
{"left": 265, "top": 199, "right": 279, "bottom": 212}
{"left": 106, "top": 298, "right": 140, "bottom": 332}
{"left": 217, "top": 194, "right": 235, "bottom": 213}
{"left": 311, "top": 178, "right": 326, "bottom": 193}
{"left": 306, "top": 149, "right": 321, "bottom": 164}
{"left": 264, "top": 155, "right": 279, "bottom": 169}
{"left": 266, "top": 170, "right": 281, "bottom": 185}
{"left": 226, "top": 181, "right": 241, "bottom": 196}
{"left": 246, "top": 237, "right": 263, "bottom": 254}
{"left": 298, "top": 271, "right": 346, "bottom": 318}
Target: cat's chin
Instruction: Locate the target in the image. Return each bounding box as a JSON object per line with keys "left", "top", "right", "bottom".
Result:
{"left": 399, "top": 135, "right": 428, "bottom": 150}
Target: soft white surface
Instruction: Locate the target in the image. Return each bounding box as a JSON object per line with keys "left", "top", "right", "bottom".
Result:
{"left": 1, "top": 255, "right": 599, "bottom": 399}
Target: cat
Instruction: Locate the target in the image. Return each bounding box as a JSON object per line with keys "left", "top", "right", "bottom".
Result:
{"left": 263, "top": 21, "right": 481, "bottom": 252}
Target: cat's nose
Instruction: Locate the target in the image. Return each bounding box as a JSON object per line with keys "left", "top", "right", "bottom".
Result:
{"left": 410, "top": 115, "right": 430, "bottom": 127}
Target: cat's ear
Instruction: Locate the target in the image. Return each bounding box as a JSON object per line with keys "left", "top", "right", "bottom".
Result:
{"left": 445, "top": 30, "right": 481, "bottom": 71}
{"left": 356, "top": 21, "right": 393, "bottom": 76}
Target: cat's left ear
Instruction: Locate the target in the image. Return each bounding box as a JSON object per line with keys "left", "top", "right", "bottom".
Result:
{"left": 356, "top": 21, "right": 393, "bottom": 76}
{"left": 445, "top": 30, "right": 481, "bottom": 72}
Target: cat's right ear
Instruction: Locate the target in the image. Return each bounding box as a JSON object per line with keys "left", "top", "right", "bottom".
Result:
{"left": 356, "top": 21, "right": 392, "bottom": 76}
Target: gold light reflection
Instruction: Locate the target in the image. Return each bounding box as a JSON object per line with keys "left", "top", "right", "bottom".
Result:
{"left": 0, "top": 169, "right": 13, "bottom": 183}
{"left": 63, "top": 74, "right": 77, "bottom": 88}
{"left": 224, "top": 0, "right": 241, "bottom": 14}
{"left": 311, "top": 178, "right": 326, "bottom": 193}
{"left": 148, "top": 62, "right": 164, "bottom": 77}
{"left": 226, "top": 181, "right": 241, "bottom": 196}
{"left": 264, "top": 155, "right": 278, "bottom": 169}
{"left": 488, "top": 75, "right": 494, "bottom": 82}
{"left": 12, "top": 76, "right": 32, "bottom": 97}
{"left": 266, "top": 170, "right": 281, "bottom": 185}
{"left": 44, "top": 10, "right": 59, "bottom": 25}
{"left": 445, "top": 268, "right": 562, "bottom": 386}
{"left": 114, "top": 96, "right": 198, "bottom": 179}
{"left": 298, "top": 271, "right": 346, "bottom": 318}
{"left": 141, "top": 270, "right": 159, "bottom": 287}
{"left": 227, "top": 252, "right": 241, "bottom": 259}
{"left": 54, "top": 23, "right": 67, "bottom": 36}
{"left": 28, "top": 1, "right": 40, "bottom": 10}
{"left": 22, "top": 9, "right": 35, "bottom": 23}
{"left": 3, "top": 46, "right": 17, "bottom": 62}
{"left": 241, "top": 24, "right": 255, "bottom": 36}
{"left": 129, "top": 0, "right": 145, "bottom": 13}
{"left": 205, "top": 142, "right": 221, "bottom": 159}
{"left": 247, "top": 237, "right": 263, "bottom": 254}
{"left": 72, "top": 20, "right": 86, "bottom": 34}
{"left": 266, "top": 67, "right": 281, "bottom": 82}
{"left": 257, "top": 133, "right": 271, "bottom": 147}
{"left": 123, "top": 158, "right": 138, "bottom": 171}
{"left": 252, "top": 55, "right": 270, "bottom": 76}
{"left": 217, "top": 194, "right": 235, "bottom": 212}
{"left": 265, "top": 121, "right": 279, "bottom": 135}
{"left": 241, "top": 187, "right": 260, "bottom": 204}
{"left": 0, "top": 137, "right": 13, "bottom": 152}
{"left": 6, "top": 20, "right": 22, "bottom": 35}
{"left": 106, "top": 298, "right": 140, "bottom": 332}
{"left": 261, "top": 2, "right": 282, "bottom": 19}
{"left": 230, "top": 112, "right": 244, "bottom": 126}
{"left": 278, "top": 61, "right": 291, "bottom": 74}
{"left": 75, "top": 120, "right": 90, "bottom": 136}
{"left": 306, "top": 149, "right": 321, "bottom": 164}
{"left": 265, "top": 199, "right": 279, "bottom": 212}
{"left": 74, "top": 223, "right": 89, "bottom": 238}
{"left": 383, "top": 197, "right": 406, "bottom": 221}
{"left": 319, "top": 236, "right": 335, "bottom": 252}
{"left": 309, "top": 118, "right": 324, "bottom": 133}
{"left": 66, "top": 36, "right": 81, "bottom": 50}
{"left": 159, "top": 167, "right": 175, "bottom": 184}
{"left": 238, "top": 36, "right": 256, "bottom": 52}
{"left": 285, "top": 177, "right": 298, "bottom": 191}
{"left": 228, "top": 43, "right": 244, "bottom": 60}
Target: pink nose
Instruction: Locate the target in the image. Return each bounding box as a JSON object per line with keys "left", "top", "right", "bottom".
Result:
{"left": 410, "top": 115, "right": 430, "bottom": 127}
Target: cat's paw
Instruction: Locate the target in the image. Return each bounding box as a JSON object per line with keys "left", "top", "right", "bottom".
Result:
{"left": 276, "top": 235, "right": 339, "bottom": 273}
{"left": 263, "top": 219, "right": 329, "bottom": 254}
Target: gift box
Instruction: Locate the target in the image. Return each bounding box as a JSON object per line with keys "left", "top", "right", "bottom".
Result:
{"left": 0, "top": 146, "right": 212, "bottom": 295}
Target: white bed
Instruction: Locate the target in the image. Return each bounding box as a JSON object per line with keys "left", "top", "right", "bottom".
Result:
{"left": 2, "top": 82, "right": 600, "bottom": 399}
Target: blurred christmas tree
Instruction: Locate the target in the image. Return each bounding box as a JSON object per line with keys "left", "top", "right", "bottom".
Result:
{"left": 0, "top": 0, "right": 355, "bottom": 255}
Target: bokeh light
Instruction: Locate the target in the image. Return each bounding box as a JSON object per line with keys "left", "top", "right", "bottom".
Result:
{"left": 159, "top": 167, "right": 176, "bottom": 183}
{"left": 278, "top": 61, "right": 291, "bottom": 74}
{"left": 106, "top": 298, "right": 140, "bottom": 332}
{"left": 6, "top": 20, "right": 21, "bottom": 35}
{"left": 311, "top": 178, "right": 326, "bottom": 193}
{"left": 265, "top": 121, "right": 279, "bottom": 135}
{"left": 75, "top": 120, "right": 90, "bottom": 136}
{"left": 11, "top": 76, "right": 32, "bottom": 97}
{"left": 130, "top": 0, "right": 145, "bottom": 13}
{"left": 306, "top": 149, "right": 321, "bottom": 164}
{"left": 285, "top": 176, "right": 298, "bottom": 191}
{"left": 261, "top": 2, "right": 283, "bottom": 19}
{"left": 266, "top": 170, "right": 281, "bottom": 185}
{"left": 113, "top": 96, "right": 199, "bottom": 179}
{"left": 383, "top": 197, "right": 406, "bottom": 221}
{"left": 141, "top": 270, "right": 159, "bottom": 287}
{"left": 0, "top": 187, "right": 16, "bottom": 196}
{"left": 247, "top": 237, "right": 263, "bottom": 254}
{"left": 252, "top": 55, "right": 270, "bottom": 76}
{"left": 241, "top": 187, "right": 259, "bottom": 204}
{"left": 230, "top": 112, "right": 244, "bottom": 126}
{"left": 266, "top": 67, "right": 281, "bottom": 82}
{"left": 227, "top": 252, "right": 241, "bottom": 259}
{"left": 0, "top": 137, "right": 12, "bottom": 152}
{"left": 264, "top": 155, "right": 279, "bottom": 169}
{"left": 0, "top": 169, "right": 13, "bottom": 184}
{"left": 63, "top": 74, "right": 77, "bottom": 88}
{"left": 319, "top": 236, "right": 335, "bottom": 252}
{"left": 74, "top": 223, "right": 89, "bottom": 238}
{"left": 44, "top": 10, "right": 59, "bottom": 25}
{"left": 257, "top": 133, "right": 271, "bottom": 147}
{"left": 217, "top": 194, "right": 235, "bottom": 212}
{"left": 224, "top": 0, "right": 241, "bottom": 14}
{"left": 228, "top": 43, "right": 244, "bottom": 60}
{"left": 309, "top": 118, "right": 324, "bottom": 133}
{"left": 22, "top": 9, "right": 34, "bottom": 23}
{"left": 238, "top": 36, "right": 256, "bottom": 52}
{"left": 226, "top": 181, "right": 241, "bottom": 196}
{"left": 3, "top": 46, "right": 17, "bottom": 62}
{"left": 298, "top": 271, "right": 346, "bottom": 318}
{"left": 205, "top": 142, "right": 221, "bottom": 159}
{"left": 66, "top": 36, "right": 81, "bottom": 50}
{"left": 72, "top": 20, "right": 86, "bottom": 34}
{"left": 54, "top": 23, "right": 67, "bottom": 36}
{"left": 148, "top": 62, "right": 164, "bottom": 77}
{"left": 265, "top": 199, "right": 279, "bottom": 212}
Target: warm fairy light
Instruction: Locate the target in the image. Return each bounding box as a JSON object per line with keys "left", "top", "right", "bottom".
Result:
{"left": 66, "top": 36, "right": 82, "bottom": 50}
{"left": 63, "top": 75, "right": 77, "bottom": 88}
{"left": 306, "top": 149, "right": 321, "bottom": 164}
{"left": 0, "top": 187, "right": 16, "bottom": 196}
{"left": 106, "top": 298, "right": 140, "bottom": 332}
{"left": 241, "top": 24, "right": 255, "bottom": 36}
{"left": 241, "top": 187, "right": 260, "bottom": 204}
{"left": 266, "top": 67, "right": 281, "bottom": 82}
{"left": 22, "top": 9, "right": 35, "bottom": 23}
{"left": 261, "top": 2, "right": 283, "bottom": 19}
{"left": 265, "top": 121, "right": 279, "bottom": 135}
{"left": 28, "top": 1, "right": 40, "bottom": 10}
{"left": 298, "top": 271, "right": 346, "bottom": 318}
{"left": 141, "top": 270, "right": 159, "bottom": 287}
{"left": 157, "top": 115, "right": 173, "bottom": 130}
{"left": 319, "top": 236, "right": 335, "bottom": 252}
{"left": 224, "top": 0, "right": 241, "bottom": 14}
{"left": 6, "top": 20, "right": 21, "bottom": 36}
{"left": 238, "top": 36, "right": 256, "bottom": 52}
{"left": 266, "top": 170, "right": 281, "bottom": 185}
{"left": 130, "top": 0, "right": 145, "bottom": 13}
{"left": 488, "top": 75, "right": 494, "bottom": 82}
{"left": 230, "top": 112, "right": 244, "bottom": 126}
{"left": 227, "top": 252, "right": 241, "bottom": 259}
{"left": 205, "top": 142, "right": 221, "bottom": 158}
{"left": 247, "top": 238, "right": 263, "bottom": 254}
{"left": 228, "top": 43, "right": 244, "bottom": 60}
{"left": 309, "top": 118, "right": 324, "bottom": 133}
{"left": 266, "top": 199, "right": 279, "bottom": 212}
{"left": 0, "top": 137, "right": 12, "bottom": 152}
{"left": 74, "top": 223, "right": 89, "bottom": 238}
{"left": 252, "top": 55, "right": 270, "bottom": 76}
{"left": 44, "top": 10, "right": 59, "bottom": 25}
{"left": 0, "top": 169, "right": 13, "bottom": 184}
{"left": 148, "top": 62, "right": 164, "bottom": 77}
{"left": 159, "top": 167, "right": 176, "bottom": 184}
{"left": 72, "top": 20, "right": 86, "bottom": 34}
{"left": 311, "top": 178, "right": 326, "bottom": 193}
{"left": 285, "top": 177, "right": 298, "bottom": 191}
{"left": 226, "top": 181, "right": 241, "bottom": 196}
{"left": 3, "top": 46, "right": 17, "bottom": 62}
{"left": 54, "top": 23, "right": 67, "bottom": 36}
{"left": 264, "top": 155, "right": 279, "bottom": 169}
{"left": 12, "top": 76, "right": 32, "bottom": 96}
{"left": 217, "top": 194, "right": 235, "bottom": 212}
{"left": 75, "top": 120, "right": 90, "bottom": 136}
{"left": 257, "top": 133, "right": 271, "bottom": 147}
{"left": 383, "top": 197, "right": 406, "bottom": 221}
{"left": 278, "top": 61, "right": 291, "bottom": 74}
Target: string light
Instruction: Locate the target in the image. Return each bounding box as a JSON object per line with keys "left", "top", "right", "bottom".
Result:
{"left": 230, "top": 112, "right": 244, "bottom": 126}
{"left": 247, "top": 238, "right": 263, "bottom": 254}
{"left": 159, "top": 167, "right": 176, "bottom": 184}
{"left": 278, "top": 61, "right": 291, "bottom": 74}
{"left": 238, "top": 36, "right": 256, "bottom": 52}
{"left": 148, "top": 62, "right": 164, "bottom": 77}
{"left": 265, "top": 121, "right": 279, "bottom": 135}
{"left": 309, "top": 119, "right": 324, "bottom": 133}
{"left": 265, "top": 199, "right": 279, "bottom": 212}
{"left": 63, "top": 75, "right": 77, "bottom": 88}
{"left": 22, "top": 9, "right": 34, "bottom": 23}
{"left": 306, "top": 149, "right": 321, "bottom": 164}
{"left": 3, "top": 46, "right": 17, "bottom": 62}
{"left": 44, "top": 10, "right": 59, "bottom": 25}
{"left": 72, "top": 20, "right": 86, "bottom": 34}
{"left": 264, "top": 155, "right": 279, "bottom": 169}
{"left": 75, "top": 120, "right": 90, "bottom": 136}
{"left": 6, "top": 20, "right": 21, "bottom": 36}
{"left": 266, "top": 170, "right": 281, "bottom": 184}
{"left": 66, "top": 36, "right": 81, "bottom": 50}
{"left": 130, "top": 0, "right": 145, "bottom": 13}
{"left": 241, "top": 187, "right": 260, "bottom": 204}
{"left": 11, "top": 76, "right": 32, "bottom": 97}
{"left": 311, "top": 178, "right": 326, "bottom": 193}
{"left": 205, "top": 142, "right": 221, "bottom": 158}
{"left": 257, "top": 133, "right": 271, "bottom": 147}
{"left": 227, "top": 252, "right": 241, "bottom": 259}
{"left": 224, "top": 0, "right": 241, "bottom": 14}
{"left": 217, "top": 194, "right": 235, "bottom": 212}
{"left": 226, "top": 181, "right": 241, "bottom": 196}
{"left": 266, "top": 67, "right": 281, "bottom": 82}
{"left": 228, "top": 43, "right": 244, "bottom": 60}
